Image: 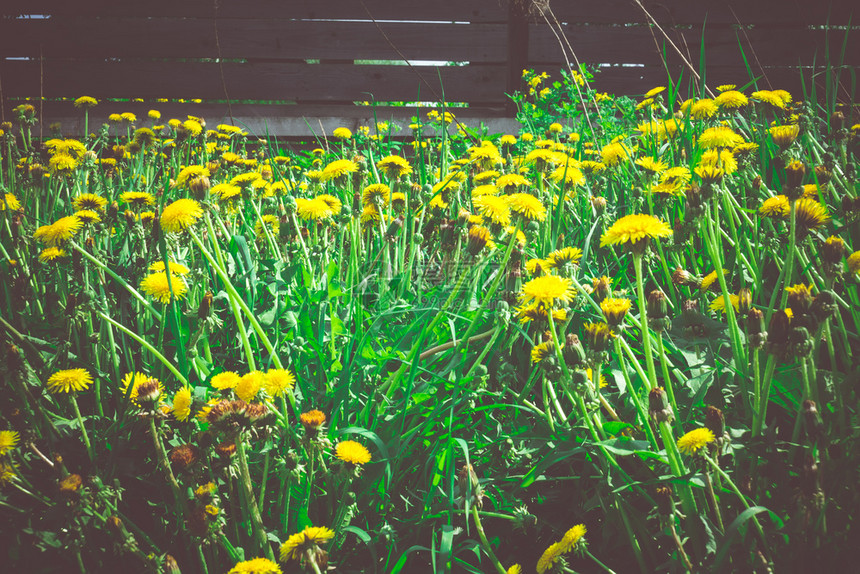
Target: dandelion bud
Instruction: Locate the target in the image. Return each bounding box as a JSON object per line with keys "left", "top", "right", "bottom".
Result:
{"left": 168, "top": 444, "right": 200, "bottom": 472}
{"left": 197, "top": 291, "right": 213, "bottom": 320}
{"left": 108, "top": 201, "right": 119, "bottom": 221}
{"left": 672, "top": 266, "right": 700, "bottom": 288}
{"left": 767, "top": 309, "right": 792, "bottom": 358}
{"left": 385, "top": 216, "right": 403, "bottom": 240}
{"left": 112, "top": 144, "right": 126, "bottom": 160}
{"left": 512, "top": 505, "right": 538, "bottom": 532}
{"left": 814, "top": 165, "right": 831, "bottom": 186}
{"left": 206, "top": 160, "right": 220, "bottom": 176}
{"left": 563, "top": 333, "right": 587, "bottom": 367}
{"left": 137, "top": 378, "right": 161, "bottom": 406}
{"left": 787, "top": 326, "right": 813, "bottom": 359}
{"left": 747, "top": 308, "right": 767, "bottom": 349}
{"left": 188, "top": 173, "right": 211, "bottom": 198}
{"left": 600, "top": 297, "right": 632, "bottom": 331}
{"left": 457, "top": 464, "right": 483, "bottom": 509}
{"left": 214, "top": 442, "right": 236, "bottom": 458}
{"left": 653, "top": 485, "right": 675, "bottom": 516}
{"left": 58, "top": 474, "right": 83, "bottom": 498}
{"left": 584, "top": 322, "right": 613, "bottom": 355}
{"left": 107, "top": 515, "right": 126, "bottom": 536}
{"left": 704, "top": 405, "right": 727, "bottom": 449}
{"left": 648, "top": 387, "right": 674, "bottom": 423}
{"left": 0, "top": 121, "right": 11, "bottom": 132}
{"left": 737, "top": 287, "right": 752, "bottom": 315}
{"left": 591, "top": 275, "right": 612, "bottom": 303}
{"left": 810, "top": 290, "right": 837, "bottom": 324}
{"left": 466, "top": 225, "right": 490, "bottom": 257}
{"left": 163, "top": 555, "right": 182, "bottom": 574}
{"left": 786, "top": 283, "right": 813, "bottom": 315}
{"left": 300, "top": 410, "right": 326, "bottom": 439}
{"left": 260, "top": 164, "right": 273, "bottom": 181}
{"left": 439, "top": 220, "right": 456, "bottom": 251}
{"left": 785, "top": 161, "right": 806, "bottom": 199}
{"left": 830, "top": 110, "right": 845, "bottom": 132}
{"left": 283, "top": 194, "right": 297, "bottom": 214}
{"left": 590, "top": 195, "right": 607, "bottom": 213}
{"left": 752, "top": 175, "right": 762, "bottom": 190}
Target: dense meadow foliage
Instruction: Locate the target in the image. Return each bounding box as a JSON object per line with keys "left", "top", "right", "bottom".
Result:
{"left": 1, "top": 69, "right": 859, "bottom": 573}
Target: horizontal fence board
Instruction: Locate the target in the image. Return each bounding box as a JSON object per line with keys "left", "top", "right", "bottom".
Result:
{"left": 1, "top": 0, "right": 508, "bottom": 22}
{"left": 529, "top": 23, "right": 859, "bottom": 68}
{"left": 535, "top": 0, "right": 856, "bottom": 26}
{"left": 528, "top": 64, "right": 817, "bottom": 97}
{"left": 3, "top": 103, "right": 521, "bottom": 138}
{"left": 0, "top": 19, "right": 506, "bottom": 63}
{"left": 0, "top": 60, "right": 508, "bottom": 104}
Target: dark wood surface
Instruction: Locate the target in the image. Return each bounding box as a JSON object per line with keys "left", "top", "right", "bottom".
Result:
{"left": 1, "top": 0, "right": 854, "bottom": 135}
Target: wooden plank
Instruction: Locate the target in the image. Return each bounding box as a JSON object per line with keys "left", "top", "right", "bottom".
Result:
{"left": 528, "top": 63, "right": 819, "bottom": 99}
{"left": 0, "top": 19, "right": 507, "bottom": 63}
{"left": 1, "top": 0, "right": 508, "bottom": 22}
{"left": 528, "top": 23, "right": 858, "bottom": 67}
{"left": 2, "top": 103, "right": 522, "bottom": 138}
{"left": 533, "top": 0, "right": 855, "bottom": 26}
{"left": 0, "top": 60, "right": 509, "bottom": 104}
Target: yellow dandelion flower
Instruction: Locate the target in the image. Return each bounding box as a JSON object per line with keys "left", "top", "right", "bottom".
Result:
{"left": 376, "top": 155, "right": 413, "bottom": 179}
{"left": 73, "top": 96, "right": 98, "bottom": 109}
{"left": 677, "top": 427, "right": 715, "bottom": 455}
{"left": 714, "top": 90, "right": 748, "bottom": 110}
{"left": 1, "top": 193, "right": 21, "bottom": 211}
{"left": 227, "top": 557, "right": 282, "bottom": 574}
{"left": 332, "top": 127, "right": 352, "bottom": 140}
{"left": 710, "top": 294, "right": 740, "bottom": 314}
{"left": 769, "top": 124, "right": 800, "bottom": 148}
{"left": 34, "top": 216, "right": 83, "bottom": 247}
{"left": 545, "top": 246, "right": 582, "bottom": 269}
{"left": 699, "top": 148, "right": 738, "bottom": 175}
{"left": 335, "top": 440, "right": 371, "bottom": 465}
{"left": 211, "top": 371, "right": 241, "bottom": 390}
{"left": 236, "top": 371, "right": 264, "bottom": 402}
{"left": 520, "top": 275, "right": 575, "bottom": 307}
{"left": 321, "top": 159, "right": 358, "bottom": 181}
{"left": 160, "top": 198, "right": 203, "bottom": 233}
{"left": 536, "top": 542, "right": 564, "bottom": 574}
{"left": 0, "top": 431, "right": 20, "bottom": 456}
{"left": 660, "top": 166, "right": 692, "bottom": 185}
{"left": 795, "top": 198, "right": 829, "bottom": 232}
{"left": 172, "top": 387, "right": 193, "bottom": 421}
{"left": 39, "top": 247, "right": 67, "bottom": 263}
{"left": 140, "top": 272, "right": 188, "bottom": 304}
{"left": 600, "top": 214, "right": 672, "bottom": 247}
{"left": 74, "top": 209, "right": 101, "bottom": 224}
{"left": 175, "top": 165, "right": 210, "bottom": 189}
{"left": 600, "top": 142, "right": 631, "bottom": 166}
{"left": 474, "top": 195, "right": 511, "bottom": 227}
{"left": 362, "top": 183, "right": 391, "bottom": 206}
{"left": 46, "top": 368, "right": 93, "bottom": 394}
{"left": 280, "top": 526, "right": 335, "bottom": 563}
{"left": 72, "top": 193, "right": 107, "bottom": 211}
{"left": 263, "top": 369, "right": 296, "bottom": 397}
{"left": 316, "top": 194, "right": 343, "bottom": 214}
{"left": 558, "top": 524, "right": 587, "bottom": 554}
{"left": 600, "top": 297, "right": 632, "bottom": 326}
{"left": 758, "top": 195, "right": 789, "bottom": 218}
{"left": 698, "top": 126, "right": 744, "bottom": 149}
{"left": 700, "top": 269, "right": 728, "bottom": 291}
{"left": 846, "top": 251, "right": 860, "bottom": 275}
{"left": 751, "top": 90, "right": 786, "bottom": 109}
{"left": 530, "top": 341, "right": 555, "bottom": 363}
{"left": 506, "top": 193, "right": 547, "bottom": 221}
{"left": 255, "top": 214, "right": 280, "bottom": 238}
{"left": 120, "top": 191, "right": 156, "bottom": 207}
{"left": 690, "top": 99, "right": 718, "bottom": 119}
{"left": 296, "top": 198, "right": 333, "bottom": 221}
{"left": 495, "top": 173, "right": 531, "bottom": 191}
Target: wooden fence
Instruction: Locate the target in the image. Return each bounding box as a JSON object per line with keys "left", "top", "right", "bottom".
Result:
{"left": 0, "top": 0, "right": 856, "bottom": 136}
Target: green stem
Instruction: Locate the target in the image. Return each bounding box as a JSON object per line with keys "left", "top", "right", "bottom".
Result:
{"left": 236, "top": 434, "right": 274, "bottom": 561}
{"left": 470, "top": 505, "right": 507, "bottom": 574}
{"left": 632, "top": 253, "right": 657, "bottom": 390}
{"left": 96, "top": 312, "right": 188, "bottom": 386}
{"left": 70, "top": 394, "right": 94, "bottom": 461}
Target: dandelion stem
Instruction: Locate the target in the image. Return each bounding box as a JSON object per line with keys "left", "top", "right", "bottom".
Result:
{"left": 96, "top": 311, "right": 188, "bottom": 386}
{"left": 69, "top": 394, "right": 94, "bottom": 461}
{"left": 470, "top": 505, "right": 507, "bottom": 574}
